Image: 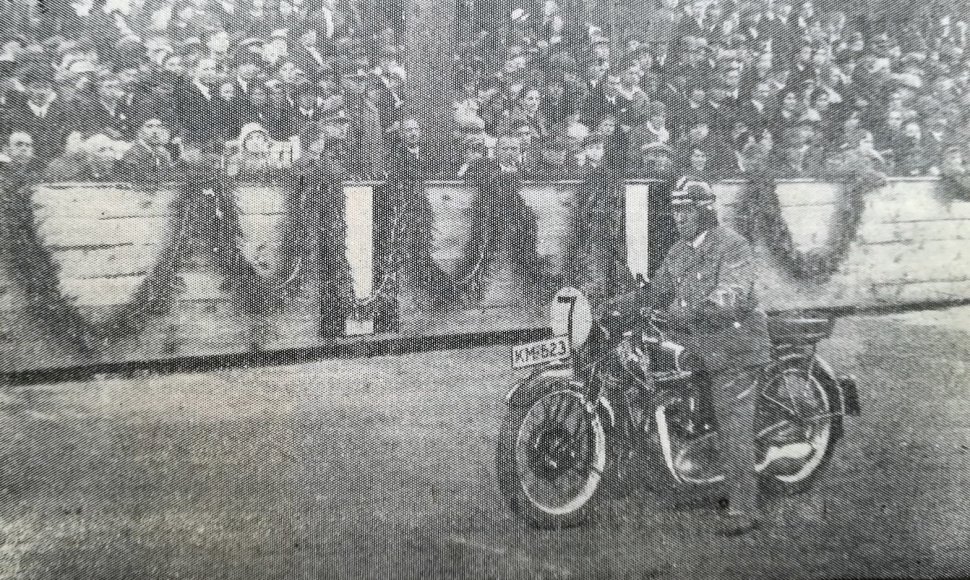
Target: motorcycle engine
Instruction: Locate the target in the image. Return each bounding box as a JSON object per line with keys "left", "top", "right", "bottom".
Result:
{"left": 615, "top": 333, "right": 652, "bottom": 388}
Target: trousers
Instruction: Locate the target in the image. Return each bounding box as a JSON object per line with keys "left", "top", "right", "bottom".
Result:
{"left": 710, "top": 366, "right": 760, "bottom": 514}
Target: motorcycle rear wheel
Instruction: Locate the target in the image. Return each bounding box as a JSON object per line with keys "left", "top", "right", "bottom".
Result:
{"left": 757, "top": 367, "right": 838, "bottom": 495}
{"left": 496, "top": 389, "right": 612, "bottom": 528}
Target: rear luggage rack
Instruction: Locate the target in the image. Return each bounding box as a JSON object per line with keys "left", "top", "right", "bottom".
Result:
{"left": 767, "top": 315, "right": 835, "bottom": 346}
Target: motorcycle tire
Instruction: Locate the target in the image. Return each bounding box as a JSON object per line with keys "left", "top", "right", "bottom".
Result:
{"left": 758, "top": 365, "right": 841, "bottom": 496}
{"left": 496, "top": 387, "right": 613, "bottom": 529}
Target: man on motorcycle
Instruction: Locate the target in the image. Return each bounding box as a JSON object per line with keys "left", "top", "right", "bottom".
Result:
{"left": 614, "top": 177, "right": 772, "bottom": 535}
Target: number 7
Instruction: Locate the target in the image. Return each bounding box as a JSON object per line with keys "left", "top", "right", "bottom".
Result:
{"left": 557, "top": 295, "right": 577, "bottom": 342}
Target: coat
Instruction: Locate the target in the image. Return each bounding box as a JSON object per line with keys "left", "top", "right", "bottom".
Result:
{"left": 637, "top": 225, "right": 771, "bottom": 373}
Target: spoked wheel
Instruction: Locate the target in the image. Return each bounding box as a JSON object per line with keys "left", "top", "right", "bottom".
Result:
{"left": 496, "top": 388, "right": 611, "bottom": 528}
{"left": 756, "top": 367, "right": 838, "bottom": 494}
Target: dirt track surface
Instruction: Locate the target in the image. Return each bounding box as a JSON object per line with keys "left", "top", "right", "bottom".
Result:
{"left": 1, "top": 308, "right": 970, "bottom": 579}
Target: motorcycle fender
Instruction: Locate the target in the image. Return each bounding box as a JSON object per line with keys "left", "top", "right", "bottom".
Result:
{"left": 504, "top": 365, "right": 576, "bottom": 407}
{"left": 812, "top": 356, "right": 862, "bottom": 417}
{"left": 504, "top": 366, "right": 617, "bottom": 429}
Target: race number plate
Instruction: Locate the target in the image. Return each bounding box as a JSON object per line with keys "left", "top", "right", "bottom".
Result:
{"left": 511, "top": 336, "right": 571, "bottom": 369}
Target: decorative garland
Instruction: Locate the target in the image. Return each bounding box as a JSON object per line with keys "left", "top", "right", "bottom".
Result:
{"left": 0, "top": 174, "right": 186, "bottom": 353}
{"left": 940, "top": 170, "right": 970, "bottom": 201}
{"left": 562, "top": 170, "right": 633, "bottom": 306}
{"left": 452, "top": 171, "right": 554, "bottom": 303}
{"left": 350, "top": 178, "right": 450, "bottom": 319}
{"left": 291, "top": 160, "right": 356, "bottom": 333}
{"left": 177, "top": 167, "right": 275, "bottom": 316}
{"left": 739, "top": 167, "right": 886, "bottom": 282}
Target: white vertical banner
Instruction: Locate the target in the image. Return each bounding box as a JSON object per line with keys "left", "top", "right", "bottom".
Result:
{"left": 624, "top": 181, "right": 651, "bottom": 280}
{"left": 343, "top": 184, "right": 375, "bottom": 336}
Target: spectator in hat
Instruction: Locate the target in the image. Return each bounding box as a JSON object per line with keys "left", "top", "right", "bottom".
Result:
{"left": 318, "top": 97, "right": 357, "bottom": 178}
{"left": 894, "top": 120, "right": 930, "bottom": 176}
{"left": 291, "top": 26, "right": 330, "bottom": 79}
{"left": 673, "top": 115, "right": 728, "bottom": 177}
{"left": 213, "top": 80, "right": 241, "bottom": 142}
{"left": 739, "top": 80, "right": 773, "bottom": 135}
{"left": 500, "top": 86, "right": 550, "bottom": 140}
{"left": 579, "top": 132, "right": 609, "bottom": 174}
{"left": 581, "top": 73, "right": 630, "bottom": 129}
{"left": 768, "top": 89, "right": 802, "bottom": 140}
{"left": 831, "top": 129, "right": 888, "bottom": 174}
{"left": 540, "top": 74, "right": 580, "bottom": 127}
{"left": 387, "top": 116, "right": 438, "bottom": 181}
{"left": 534, "top": 133, "right": 579, "bottom": 180}
{"left": 233, "top": 40, "right": 265, "bottom": 97}
{"left": 118, "top": 116, "right": 176, "bottom": 182}
{"left": 510, "top": 118, "right": 542, "bottom": 177}
{"left": 876, "top": 108, "right": 906, "bottom": 153}
{"left": 637, "top": 141, "right": 676, "bottom": 180}
{"left": 82, "top": 71, "right": 136, "bottom": 139}
{"left": 629, "top": 100, "right": 671, "bottom": 165}
{"left": 7, "top": 68, "right": 76, "bottom": 160}
{"left": 772, "top": 125, "right": 824, "bottom": 177}
{"left": 924, "top": 114, "right": 951, "bottom": 175}
{"left": 225, "top": 122, "right": 284, "bottom": 178}
{"left": 342, "top": 72, "right": 384, "bottom": 178}
{"left": 454, "top": 133, "right": 489, "bottom": 180}
{"left": 237, "top": 82, "right": 278, "bottom": 135}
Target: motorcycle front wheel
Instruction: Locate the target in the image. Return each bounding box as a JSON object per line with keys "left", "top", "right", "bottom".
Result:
{"left": 496, "top": 388, "right": 612, "bottom": 528}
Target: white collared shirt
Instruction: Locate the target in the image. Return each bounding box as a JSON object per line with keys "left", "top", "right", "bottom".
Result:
{"left": 691, "top": 230, "right": 709, "bottom": 249}
{"left": 27, "top": 93, "right": 56, "bottom": 118}
{"left": 193, "top": 78, "right": 212, "bottom": 100}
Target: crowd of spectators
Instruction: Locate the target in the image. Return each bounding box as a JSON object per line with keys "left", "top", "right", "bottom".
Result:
{"left": 0, "top": 0, "right": 408, "bottom": 181}
{"left": 450, "top": 0, "right": 970, "bottom": 181}
{"left": 2, "top": 0, "right": 970, "bottom": 184}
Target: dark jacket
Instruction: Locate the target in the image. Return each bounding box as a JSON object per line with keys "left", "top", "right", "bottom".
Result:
{"left": 6, "top": 98, "right": 76, "bottom": 160}
{"left": 637, "top": 225, "right": 771, "bottom": 373}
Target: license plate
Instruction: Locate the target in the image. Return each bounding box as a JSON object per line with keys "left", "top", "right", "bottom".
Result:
{"left": 511, "top": 336, "right": 571, "bottom": 369}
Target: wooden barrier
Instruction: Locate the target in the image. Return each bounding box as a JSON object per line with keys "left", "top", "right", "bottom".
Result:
{"left": 1, "top": 177, "right": 966, "bottom": 374}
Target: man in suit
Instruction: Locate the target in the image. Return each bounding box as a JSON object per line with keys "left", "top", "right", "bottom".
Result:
{"left": 290, "top": 81, "right": 322, "bottom": 139}
{"left": 179, "top": 57, "right": 222, "bottom": 147}
{"left": 581, "top": 73, "right": 630, "bottom": 129}
{"left": 82, "top": 71, "right": 135, "bottom": 140}
{"left": 386, "top": 117, "right": 437, "bottom": 181}
{"left": 0, "top": 131, "right": 45, "bottom": 180}
{"left": 118, "top": 116, "right": 177, "bottom": 182}
{"left": 7, "top": 68, "right": 75, "bottom": 161}
{"left": 233, "top": 41, "right": 265, "bottom": 99}
{"left": 738, "top": 81, "right": 773, "bottom": 136}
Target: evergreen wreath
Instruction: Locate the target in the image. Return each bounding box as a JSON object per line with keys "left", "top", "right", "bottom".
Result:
{"left": 224, "top": 170, "right": 311, "bottom": 304}
{"left": 0, "top": 175, "right": 186, "bottom": 353}
{"left": 353, "top": 179, "right": 451, "bottom": 319}
{"left": 739, "top": 168, "right": 886, "bottom": 282}
{"left": 452, "top": 171, "right": 552, "bottom": 303}
{"left": 177, "top": 167, "right": 275, "bottom": 317}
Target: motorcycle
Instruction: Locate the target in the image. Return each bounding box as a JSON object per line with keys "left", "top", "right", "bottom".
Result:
{"left": 496, "top": 288, "right": 861, "bottom": 529}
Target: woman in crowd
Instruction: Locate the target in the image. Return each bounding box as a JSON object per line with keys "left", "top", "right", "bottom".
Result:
{"left": 226, "top": 122, "right": 285, "bottom": 179}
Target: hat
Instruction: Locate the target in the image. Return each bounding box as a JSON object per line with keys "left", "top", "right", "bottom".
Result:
{"left": 671, "top": 178, "right": 715, "bottom": 208}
